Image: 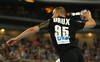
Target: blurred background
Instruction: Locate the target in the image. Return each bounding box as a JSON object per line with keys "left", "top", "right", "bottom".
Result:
{"left": 0, "top": 0, "right": 100, "bottom": 62}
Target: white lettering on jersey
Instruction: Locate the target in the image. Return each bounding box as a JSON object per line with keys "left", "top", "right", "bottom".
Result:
{"left": 66, "top": 19, "right": 70, "bottom": 25}
{"left": 53, "top": 18, "right": 70, "bottom": 25}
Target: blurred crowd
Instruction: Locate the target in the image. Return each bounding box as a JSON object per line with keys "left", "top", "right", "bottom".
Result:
{"left": 0, "top": 2, "right": 100, "bottom": 62}
{"left": 0, "top": 4, "right": 51, "bottom": 20}
{"left": 79, "top": 38, "right": 100, "bottom": 62}
{"left": 0, "top": 37, "right": 100, "bottom": 62}
{"left": 0, "top": 37, "right": 58, "bottom": 62}
{"left": 0, "top": 3, "right": 99, "bottom": 22}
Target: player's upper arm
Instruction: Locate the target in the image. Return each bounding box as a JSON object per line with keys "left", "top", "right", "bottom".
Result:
{"left": 84, "top": 18, "right": 96, "bottom": 28}
{"left": 38, "top": 19, "right": 50, "bottom": 30}
{"left": 34, "top": 25, "right": 40, "bottom": 32}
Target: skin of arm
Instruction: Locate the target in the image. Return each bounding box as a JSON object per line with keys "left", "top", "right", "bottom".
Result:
{"left": 15, "top": 19, "right": 50, "bottom": 41}
{"left": 6, "top": 20, "right": 50, "bottom": 46}
{"left": 16, "top": 25, "right": 39, "bottom": 41}
{"left": 84, "top": 18, "right": 96, "bottom": 28}
{"left": 83, "top": 11, "right": 96, "bottom": 28}
{"left": 6, "top": 25, "right": 40, "bottom": 46}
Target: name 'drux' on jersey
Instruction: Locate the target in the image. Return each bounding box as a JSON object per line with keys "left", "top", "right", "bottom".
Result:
{"left": 53, "top": 18, "right": 70, "bottom": 25}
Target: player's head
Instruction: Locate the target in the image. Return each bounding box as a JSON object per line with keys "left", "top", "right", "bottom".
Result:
{"left": 52, "top": 6, "right": 66, "bottom": 18}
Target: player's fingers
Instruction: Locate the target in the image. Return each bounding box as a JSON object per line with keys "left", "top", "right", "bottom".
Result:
{"left": 83, "top": 11, "right": 89, "bottom": 16}
{"left": 6, "top": 43, "right": 10, "bottom": 46}
{"left": 11, "top": 43, "right": 14, "bottom": 46}
{"left": 6, "top": 40, "right": 13, "bottom": 46}
{"left": 7, "top": 39, "right": 13, "bottom": 44}
{"left": 10, "top": 43, "right": 13, "bottom": 46}
{"left": 87, "top": 11, "right": 90, "bottom": 14}
{"left": 84, "top": 11, "right": 87, "bottom": 14}
{"left": 6, "top": 42, "right": 10, "bottom": 45}
{"left": 7, "top": 38, "right": 15, "bottom": 43}
{"left": 82, "top": 14, "right": 86, "bottom": 17}
{"left": 10, "top": 41, "right": 16, "bottom": 46}
{"left": 82, "top": 12, "right": 87, "bottom": 17}
{"left": 88, "top": 10, "right": 91, "bottom": 14}
{"left": 83, "top": 11, "right": 89, "bottom": 14}
{"left": 6, "top": 40, "right": 10, "bottom": 44}
{"left": 82, "top": 11, "right": 85, "bottom": 15}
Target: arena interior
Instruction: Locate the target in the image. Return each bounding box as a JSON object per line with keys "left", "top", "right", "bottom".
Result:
{"left": 0, "top": 0, "right": 100, "bottom": 62}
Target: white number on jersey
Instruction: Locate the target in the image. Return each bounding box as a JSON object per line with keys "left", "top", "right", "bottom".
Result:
{"left": 55, "top": 25, "right": 70, "bottom": 45}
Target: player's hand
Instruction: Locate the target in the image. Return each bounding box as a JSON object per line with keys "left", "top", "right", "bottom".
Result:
{"left": 6, "top": 38, "right": 17, "bottom": 46}
{"left": 82, "top": 10, "right": 92, "bottom": 20}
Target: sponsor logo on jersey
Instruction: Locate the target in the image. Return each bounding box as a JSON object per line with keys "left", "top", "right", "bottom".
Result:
{"left": 57, "top": 36, "right": 70, "bottom": 41}
{"left": 55, "top": 36, "right": 70, "bottom": 44}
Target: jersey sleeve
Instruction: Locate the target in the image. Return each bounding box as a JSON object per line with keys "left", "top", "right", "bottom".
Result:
{"left": 75, "top": 21, "right": 85, "bottom": 30}
{"left": 38, "top": 19, "right": 50, "bottom": 30}
{"left": 71, "top": 19, "right": 85, "bottom": 30}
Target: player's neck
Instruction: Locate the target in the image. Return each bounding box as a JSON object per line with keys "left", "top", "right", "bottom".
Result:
{"left": 59, "top": 15, "right": 66, "bottom": 18}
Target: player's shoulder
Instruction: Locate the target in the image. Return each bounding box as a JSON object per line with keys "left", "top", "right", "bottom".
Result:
{"left": 69, "top": 18, "right": 84, "bottom": 23}
{"left": 68, "top": 18, "right": 76, "bottom": 21}
{"left": 47, "top": 18, "right": 53, "bottom": 22}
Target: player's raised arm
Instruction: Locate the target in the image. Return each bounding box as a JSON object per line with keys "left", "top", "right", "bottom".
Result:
{"left": 6, "top": 25, "right": 40, "bottom": 46}
{"left": 82, "top": 10, "right": 96, "bottom": 28}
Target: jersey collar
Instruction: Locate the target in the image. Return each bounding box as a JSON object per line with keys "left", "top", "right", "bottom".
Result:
{"left": 57, "top": 16, "right": 66, "bottom": 18}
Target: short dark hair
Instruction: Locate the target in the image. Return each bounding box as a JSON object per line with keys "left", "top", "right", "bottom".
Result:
{"left": 55, "top": 6, "right": 67, "bottom": 16}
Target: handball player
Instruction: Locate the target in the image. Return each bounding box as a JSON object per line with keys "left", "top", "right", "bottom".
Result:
{"left": 6, "top": 6, "right": 96, "bottom": 62}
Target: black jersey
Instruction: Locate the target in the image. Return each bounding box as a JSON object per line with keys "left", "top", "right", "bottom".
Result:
{"left": 38, "top": 16, "right": 85, "bottom": 56}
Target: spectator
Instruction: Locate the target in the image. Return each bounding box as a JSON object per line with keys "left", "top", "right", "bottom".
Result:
{"left": 0, "top": 51, "right": 2, "bottom": 59}
{"left": 83, "top": 41, "right": 87, "bottom": 48}
{"left": 0, "top": 36, "right": 100, "bottom": 62}
{"left": 44, "top": 48, "right": 50, "bottom": 59}
{"left": 33, "top": 40, "right": 38, "bottom": 46}
{"left": 97, "top": 38, "right": 100, "bottom": 47}
{"left": 95, "top": 52, "right": 100, "bottom": 61}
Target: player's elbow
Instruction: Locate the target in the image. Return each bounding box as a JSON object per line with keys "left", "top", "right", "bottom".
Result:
{"left": 92, "top": 22, "right": 96, "bottom": 28}
{"left": 28, "top": 26, "right": 39, "bottom": 33}
{"left": 84, "top": 22, "right": 96, "bottom": 28}
{"left": 93, "top": 22, "right": 96, "bottom": 27}
{"left": 28, "top": 27, "right": 37, "bottom": 33}
{"left": 91, "top": 19, "right": 96, "bottom": 28}
{"left": 29, "top": 27, "right": 35, "bottom": 32}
